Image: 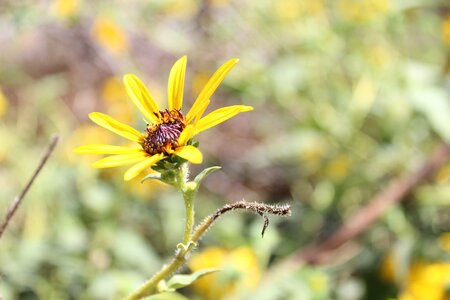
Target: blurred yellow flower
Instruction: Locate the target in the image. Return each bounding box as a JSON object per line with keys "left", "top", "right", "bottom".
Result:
{"left": 192, "top": 71, "right": 211, "bottom": 96}
{"left": 276, "top": 0, "right": 325, "bottom": 20}
{"left": 380, "top": 251, "right": 396, "bottom": 283}
{"left": 338, "top": 0, "right": 390, "bottom": 22}
{"left": 163, "top": 0, "right": 198, "bottom": 20}
{"left": 53, "top": 0, "right": 80, "bottom": 18}
{"left": 102, "top": 77, "right": 129, "bottom": 104}
{"left": 189, "top": 247, "right": 261, "bottom": 300}
{"left": 66, "top": 124, "right": 114, "bottom": 164}
{"left": 75, "top": 57, "right": 253, "bottom": 181}
{"left": 324, "top": 154, "right": 352, "bottom": 181}
{"left": 442, "top": 16, "right": 450, "bottom": 45}
{"left": 436, "top": 163, "right": 450, "bottom": 184}
{"left": 439, "top": 233, "right": 450, "bottom": 252}
{"left": 0, "top": 87, "right": 8, "bottom": 118}
{"left": 91, "top": 17, "right": 129, "bottom": 55}
{"left": 101, "top": 77, "right": 134, "bottom": 124}
{"left": 399, "top": 262, "right": 450, "bottom": 300}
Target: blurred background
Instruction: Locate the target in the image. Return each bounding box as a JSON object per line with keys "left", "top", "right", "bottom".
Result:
{"left": 0, "top": 0, "right": 450, "bottom": 299}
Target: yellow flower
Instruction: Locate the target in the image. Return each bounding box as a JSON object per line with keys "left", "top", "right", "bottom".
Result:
{"left": 323, "top": 154, "right": 352, "bottom": 181}
{"left": 188, "top": 247, "right": 261, "bottom": 300}
{"left": 379, "top": 250, "right": 396, "bottom": 283}
{"left": 53, "top": 0, "right": 80, "bottom": 18}
{"left": 338, "top": 0, "right": 390, "bottom": 22}
{"left": 439, "top": 233, "right": 450, "bottom": 252}
{"left": 399, "top": 261, "right": 450, "bottom": 300}
{"left": 75, "top": 57, "right": 253, "bottom": 181}
{"left": 442, "top": 16, "right": 450, "bottom": 45}
{"left": 276, "top": 0, "right": 325, "bottom": 20}
{"left": 0, "top": 87, "right": 8, "bottom": 118}
{"left": 101, "top": 76, "right": 134, "bottom": 124}
{"left": 91, "top": 17, "right": 129, "bottom": 55}
{"left": 436, "top": 163, "right": 450, "bottom": 184}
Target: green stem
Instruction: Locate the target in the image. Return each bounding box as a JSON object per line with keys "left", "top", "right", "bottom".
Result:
{"left": 123, "top": 163, "right": 196, "bottom": 300}
{"left": 178, "top": 163, "right": 195, "bottom": 245}
{"left": 123, "top": 254, "right": 186, "bottom": 300}
{"left": 182, "top": 190, "right": 195, "bottom": 245}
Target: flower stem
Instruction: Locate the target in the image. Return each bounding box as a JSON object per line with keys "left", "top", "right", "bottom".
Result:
{"left": 178, "top": 163, "right": 195, "bottom": 245}
{"left": 123, "top": 163, "right": 196, "bottom": 300}
{"left": 123, "top": 254, "right": 186, "bottom": 300}
{"left": 182, "top": 190, "right": 195, "bottom": 245}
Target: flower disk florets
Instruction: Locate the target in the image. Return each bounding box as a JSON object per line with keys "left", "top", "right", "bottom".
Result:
{"left": 142, "top": 109, "right": 187, "bottom": 155}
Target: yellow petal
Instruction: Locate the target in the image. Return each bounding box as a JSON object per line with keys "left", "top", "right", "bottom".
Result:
{"left": 178, "top": 124, "right": 195, "bottom": 146}
{"left": 74, "top": 144, "right": 142, "bottom": 154}
{"left": 196, "top": 105, "right": 253, "bottom": 134}
{"left": 188, "top": 99, "right": 210, "bottom": 125}
{"left": 194, "top": 99, "right": 211, "bottom": 124}
{"left": 174, "top": 145, "right": 203, "bottom": 164}
{"left": 186, "top": 58, "right": 239, "bottom": 123}
{"left": 123, "top": 74, "right": 160, "bottom": 124}
{"left": 168, "top": 56, "right": 187, "bottom": 110}
{"left": 92, "top": 152, "right": 148, "bottom": 168}
{"left": 123, "top": 153, "right": 164, "bottom": 181}
{"left": 89, "top": 112, "right": 143, "bottom": 142}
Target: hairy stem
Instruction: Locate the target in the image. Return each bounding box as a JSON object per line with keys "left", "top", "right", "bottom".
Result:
{"left": 123, "top": 254, "right": 186, "bottom": 300}
{"left": 123, "top": 163, "right": 195, "bottom": 300}
{"left": 178, "top": 163, "right": 195, "bottom": 246}
{"left": 182, "top": 191, "right": 195, "bottom": 246}
{"left": 192, "top": 201, "right": 291, "bottom": 243}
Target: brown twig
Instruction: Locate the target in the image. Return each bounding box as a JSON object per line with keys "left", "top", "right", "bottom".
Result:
{"left": 0, "top": 135, "right": 59, "bottom": 240}
{"left": 268, "top": 142, "right": 450, "bottom": 275}
{"left": 192, "top": 201, "right": 291, "bottom": 241}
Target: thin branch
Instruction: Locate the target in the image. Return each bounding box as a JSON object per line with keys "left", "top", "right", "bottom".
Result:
{"left": 192, "top": 201, "right": 291, "bottom": 242}
{"left": 268, "top": 142, "right": 450, "bottom": 276}
{"left": 0, "top": 135, "right": 60, "bottom": 240}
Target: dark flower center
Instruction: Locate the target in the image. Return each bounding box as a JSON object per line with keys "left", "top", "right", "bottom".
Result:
{"left": 142, "top": 109, "right": 186, "bottom": 155}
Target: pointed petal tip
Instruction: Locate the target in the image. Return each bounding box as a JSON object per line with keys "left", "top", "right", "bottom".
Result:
{"left": 123, "top": 73, "right": 136, "bottom": 81}
{"left": 88, "top": 112, "right": 100, "bottom": 119}
{"left": 73, "top": 147, "right": 82, "bottom": 154}
{"left": 123, "top": 172, "right": 135, "bottom": 181}
{"left": 91, "top": 162, "right": 102, "bottom": 169}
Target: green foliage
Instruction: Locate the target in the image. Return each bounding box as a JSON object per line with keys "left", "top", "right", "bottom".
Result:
{"left": 162, "top": 269, "right": 219, "bottom": 292}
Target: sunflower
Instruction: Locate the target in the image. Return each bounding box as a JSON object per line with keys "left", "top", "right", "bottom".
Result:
{"left": 74, "top": 56, "right": 253, "bottom": 181}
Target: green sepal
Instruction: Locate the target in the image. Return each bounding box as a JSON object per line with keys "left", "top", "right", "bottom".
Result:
{"left": 141, "top": 168, "right": 178, "bottom": 187}
{"left": 140, "top": 173, "right": 162, "bottom": 184}
{"left": 164, "top": 268, "right": 220, "bottom": 292}
{"left": 194, "top": 166, "right": 221, "bottom": 188}
{"left": 146, "top": 292, "right": 189, "bottom": 300}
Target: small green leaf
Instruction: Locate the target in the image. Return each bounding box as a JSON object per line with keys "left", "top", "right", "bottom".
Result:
{"left": 166, "top": 268, "right": 220, "bottom": 291}
{"left": 194, "top": 166, "right": 221, "bottom": 187}
{"left": 141, "top": 173, "right": 162, "bottom": 183}
{"left": 156, "top": 280, "right": 168, "bottom": 293}
{"left": 146, "top": 292, "right": 189, "bottom": 300}
{"left": 176, "top": 241, "right": 197, "bottom": 255}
